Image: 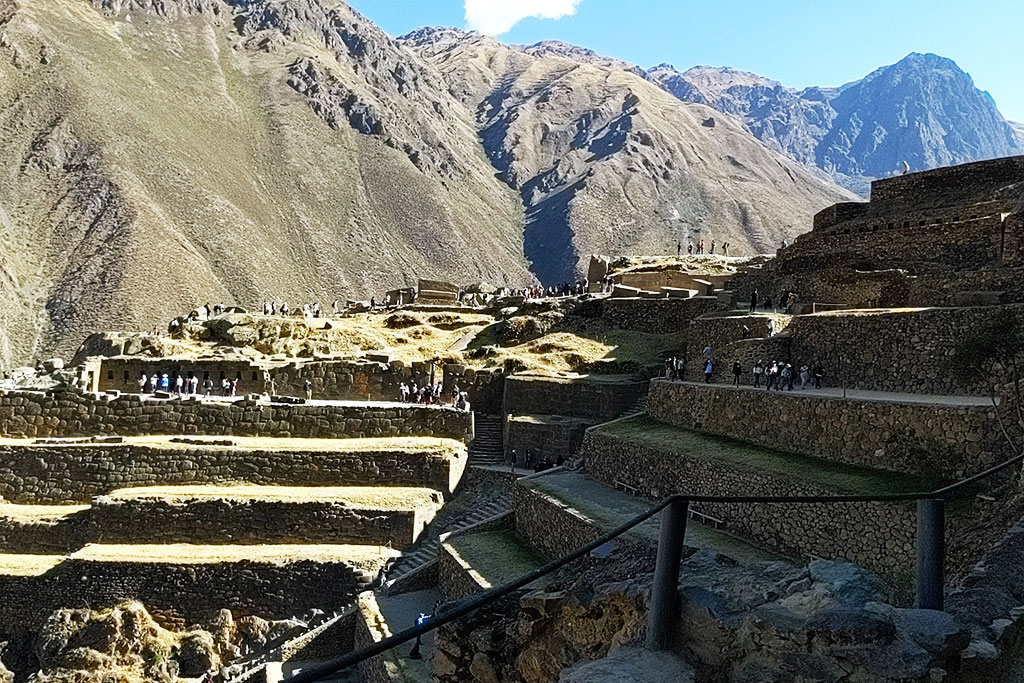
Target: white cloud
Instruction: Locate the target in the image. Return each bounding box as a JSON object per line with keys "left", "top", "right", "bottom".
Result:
{"left": 464, "top": 0, "right": 584, "bottom": 35}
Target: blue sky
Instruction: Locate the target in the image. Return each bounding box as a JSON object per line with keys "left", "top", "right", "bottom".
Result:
{"left": 348, "top": 0, "right": 1024, "bottom": 121}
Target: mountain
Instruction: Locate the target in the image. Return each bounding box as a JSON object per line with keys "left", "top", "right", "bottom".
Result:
{"left": 0, "top": 0, "right": 532, "bottom": 367}
{"left": 0, "top": 5, "right": 852, "bottom": 367}
{"left": 401, "top": 27, "right": 851, "bottom": 283}
{"left": 649, "top": 54, "right": 1024, "bottom": 195}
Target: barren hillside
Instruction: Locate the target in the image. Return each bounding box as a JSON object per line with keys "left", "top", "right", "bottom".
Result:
{"left": 0, "top": 0, "right": 530, "bottom": 367}
{"left": 402, "top": 28, "right": 852, "bottom": 283}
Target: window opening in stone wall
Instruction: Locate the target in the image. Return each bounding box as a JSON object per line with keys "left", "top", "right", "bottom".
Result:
{"left": 204, "top": 371, "right": 210, "bottom": 380}
{"left": 251, "top": 372, "right": 258, "bottom": 381}
{"left": 220, "top": 371, "right": 226, "bottom": 379}
{"left": 107, "top": 370, "right": 113, "bottom": 380}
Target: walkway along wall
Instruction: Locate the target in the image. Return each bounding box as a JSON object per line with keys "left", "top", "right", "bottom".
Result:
{"left": 646, "top": 380, "right": 1005, "bottom": 480}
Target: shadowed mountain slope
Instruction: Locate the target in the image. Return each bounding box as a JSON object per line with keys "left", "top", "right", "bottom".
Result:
{"left": 402, "top": 28, "right": 851, "bottom": 284}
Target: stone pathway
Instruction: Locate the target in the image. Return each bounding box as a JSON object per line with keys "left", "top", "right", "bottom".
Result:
{"left": 678, "top": 380, "right": 996, "bottom": 407}
{"left": 467, "top": 413, "right": 504, "bottom": 466}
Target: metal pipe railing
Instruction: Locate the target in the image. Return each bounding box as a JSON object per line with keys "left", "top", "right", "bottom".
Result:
{"left": 287, "top": 450, "right": 1024, "bottom": 683}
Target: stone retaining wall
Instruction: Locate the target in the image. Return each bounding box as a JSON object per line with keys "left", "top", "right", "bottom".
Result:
{"left": 580, "top": 427, "right": 917, "bottom": 581}
{"left": 504, "top": 415, "right": 596, "bottom": 463}
{"left": 0, "top": 390, "right": 473, "bottom": 442}
{"left": 512, "top": 481, "right": 603, "bottom": 561}
{"left": 0, "top": 443, "right": 466, "bottom": 503}
{"left": 85, "top": 498, "right": 438, "bottom": 550}
{"left": 503, "top": 376, "right": 647, "bottom": 422}
{"left": 572, "top": 296, "right": 719, "bottom": 334}
{"left": 0, "top": 558, "right": 366, "bottom": 632}
{"left": 647, "top": 380, "right": 1004, "bottom": 479}
{"left": 685, "top": 306, "right": 1024, "bottom": 395}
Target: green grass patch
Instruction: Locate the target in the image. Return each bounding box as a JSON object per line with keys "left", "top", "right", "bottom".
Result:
{"left": 447, "top": 530, "right": 547, "bottom": 588}
{"left": 595, "top": 415, "right": 936, "bottom": 495}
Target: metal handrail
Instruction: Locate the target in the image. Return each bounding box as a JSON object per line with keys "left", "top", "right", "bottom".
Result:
{"left": 288, "top": 450, "right": 1024, "bottom": 683}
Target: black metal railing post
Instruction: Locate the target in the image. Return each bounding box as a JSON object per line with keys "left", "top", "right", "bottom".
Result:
{"left": 645, "top": 498, "right": 689, "bottom": 650}
{"left": 916, "top": 498, "right": 946, "bottom": 610}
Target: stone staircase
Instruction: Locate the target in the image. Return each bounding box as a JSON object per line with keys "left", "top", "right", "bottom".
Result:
{"left": 386, "top": 494, "right": 511, "bottom": 585}
{"left": 621, "top": 383, "right": 649, "bottom": 417}
{"left": 468, "top": 412, "right": 504, "bottom": 466}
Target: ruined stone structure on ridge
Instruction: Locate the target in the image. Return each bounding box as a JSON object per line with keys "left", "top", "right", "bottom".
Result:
{"left": 731, "top": 155, "right": 1024, "bottom": 308}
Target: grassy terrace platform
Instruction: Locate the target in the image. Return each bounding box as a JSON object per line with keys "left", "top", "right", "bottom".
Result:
{"left": 0, "top": 553, "right": 64, "bottom": 576}
{"left": 100, "top": 485, "right": 442, "bottom": 509}
{"left": 69, "top": 543, "right": 399, "bottom": 570}
{"left": 446, "top": 530, "right": 549, "bottom": 589}
{"left": 595, "top": 415, "right": 935, "bottom": 495}
{"left": 523, "top": 470, "right": 784, "bottom": 564}
{"left": 0, "top": 503, "right": 89, "bottom": 522}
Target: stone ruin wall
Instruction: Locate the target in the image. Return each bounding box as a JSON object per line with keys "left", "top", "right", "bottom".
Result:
{"left": 579, "top": 428, "right": 918, "bottom": 583}
{"left": 646, "top": 380, "right": 1005, "bottom": 480}
{"left": 82, "top": 498, "right": 433, "bottom": 550}
{"left": 0, "top": 442, "right": 465, "bottom": 504}
{"left": 503, "top": 416, "right": 596, "bottom": 465}
{"left": 0, "top": 390, "right": 473, "bottom": 442}
{"left": 684, "top": 305, "right": 1024, "bottom": 396}
{"left": 93, "top": 357, "right": 505, "bottom": 411}
{"left": 572, "top": 296, "right": 719, "bottom": 334}
{"left": 864, "top": 155, "right": 1024, "bottom": 210}
{"left": 0, "top": 558, "right": 366, "bottom": 632}
{"left": 512, "top": 481, "right": 604, "bottom": 562}
{"left": 503, "top": 376, "right": 648, "bottom": 423}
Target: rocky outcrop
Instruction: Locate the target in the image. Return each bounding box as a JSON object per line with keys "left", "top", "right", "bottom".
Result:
{"left": 433, "top": 543, "right": 972, "bottom": 682}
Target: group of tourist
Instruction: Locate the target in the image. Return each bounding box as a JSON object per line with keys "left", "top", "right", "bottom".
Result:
{"left": 679, "top": 240, "right": 731, "bottom": 256}
{"left": 137, "top": 372, "right": 239, "bottom": 398}
{"left": 748, "top": 289, "right": 801, "bottom": 314}
{"left": 495, "top": 279, "right": 590, "bottom": 300}
{"left": 398, "top": 381, "right": 471, "bottom": 412}
{"left": 728, "top": 360, "right": 824, "bottom": 391}
{"left": 507, "top": 447, "right": 564, "bottom": 473}
{"left": 663, "top": 356, "right": 686, "bottom": 381}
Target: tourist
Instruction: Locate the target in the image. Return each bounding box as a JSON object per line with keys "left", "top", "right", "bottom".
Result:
{"left": 752, "top": 360, "right": 764, "bottom": 388}
{"left": 703, "top": 344, "right": 713, "bottom": 359}
{"left": 160, "top": 373, "right": 170, "bottom": 393}
{"left": 710, "top": 240, "right": 716, "bottom": 255}
{"left": 703, "top": 358, "right": 713, "bottom": 384}
{"left": 676, "top": 241, "right": 681, "bottom": 257}
{"left": 765, "top": 362, "right": 778, "bottom": 391}
{"left": 221, "top": 377, "right": 230, "bottom": 396}
{"left": 782, "top": 364, "right": 794, "bottom": 391}
{"left": 813, "top": 362, "right": 824, "bottom": 389}
{"left": 150, "top": 374, "right": 159, "bottom": 393}
{"left": 687, "top": 243, "right": 693, "bottom": 255}
{"left": 722, "top": 242, "right": 729, "bottom": 256}
{"left": 370, "top": 297, "right": 377, "bottom": 310}
{"left": 230, "top": 378, "right": 239, "bottom": 397}
{"left": 750, "top": 289, "right": 758, "bottom": 313}
{"left": 764, "top": 294, "right": 773, "bottom": 312}
{"left": 901, "top": 160, "right": 910, "bottom": 176}
{"left": 525, "top": 450, "right": 535, "bottom": 470}
{"left": 263, "top": 301, "right": 270, "bottom": 315}
{"left": 189, "top": 375, "right": 199, "bottom": 395}
{"left": 281, "top": 302, "right": 290, "bottom": 316}
{"left": 399, "top": 382, "right": 410, "bottom": 402}
{"left": 664, "top": 357, "right": 676, "bottom": 381}
{"left": 509, "top": 447, "right": 517, "bottom": 473}
{"left": 799, "top": 365, "right": 811, "bottom": 390}
{"left": 731, "top": 361, "right": 743, "bottom": 387}
{"left": 175, "top": 374, "right": 185, "bottom": 397}
{"left": 332, "top": 299, "right": 340, "bottom": 316}
{"left": 410, "top": 612, "right": 430, "bottom": 659}
{"left": 674, "top": 357, "right": 685, "bottom": 381}
{"left": 741, "top": 325, "right": 751, "bottom": 340}
{"left": 138, "top": 373, "right": 148, "bottom": 394}
{"left": 304, "top": 379, "right": 313, "bottom": 400}
{"left": 450, "top": 384, "right": 460, "bottom": 405}
{"left": 202, "top": 377, "right": 213, "bottom": 397}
